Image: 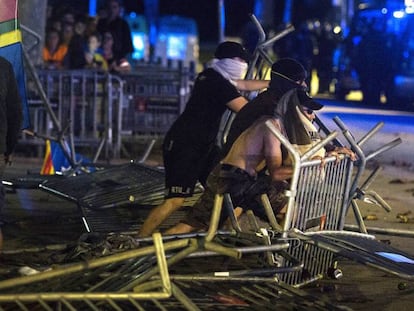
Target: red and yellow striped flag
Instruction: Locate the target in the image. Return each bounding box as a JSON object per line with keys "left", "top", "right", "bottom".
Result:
{"left": 40, "top": 139, "right": 55, "bottom": 175}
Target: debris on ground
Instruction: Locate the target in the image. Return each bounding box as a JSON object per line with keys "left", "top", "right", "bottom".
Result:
{"left": 363, "top": 214, "right": 378, "bottom": 221}
{"left": 397, "top": 211, "right": 414, "bottom": 223}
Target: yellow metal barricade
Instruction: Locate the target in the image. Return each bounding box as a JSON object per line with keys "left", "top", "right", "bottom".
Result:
{"left": 0, "top": 234, "right": 202, "bottom": 310}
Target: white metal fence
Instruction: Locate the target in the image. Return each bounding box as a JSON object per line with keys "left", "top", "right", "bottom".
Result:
{"left": 22, "top": 66, "right": 194, "bottom": 160}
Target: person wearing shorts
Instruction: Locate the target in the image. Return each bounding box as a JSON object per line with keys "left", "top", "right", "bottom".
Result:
{"left": 178, "top": 163, "right": 289, "bottom": 231}
{"left": 138, "top": 42, "right": 269, "bottom": 237}
{"left": 164, "top": 114, "right": 293, "bottom": 235}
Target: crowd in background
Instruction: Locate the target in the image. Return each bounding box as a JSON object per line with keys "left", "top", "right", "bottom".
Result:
{"left": 44, "top": 0, "right": 342, "bottom": 93}
{"left": 43, "top": 0, "right": 133, "bottom": 73}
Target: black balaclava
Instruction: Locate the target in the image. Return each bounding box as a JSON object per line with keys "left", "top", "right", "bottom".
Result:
{"left": 268, "top": 58, "right": 307, "bottom": 97}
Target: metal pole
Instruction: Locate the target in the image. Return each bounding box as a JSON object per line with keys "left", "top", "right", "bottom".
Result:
{"left": 283, "top": 0, "right": 293, "bottom": 25}
{"left": 218, "top": 0, "right": 225, "bottom": 42}
{"left": 344, "top": 224, "right": 414, "bottom": 238}
{"left": 22, "top": 49, "right": 61, "bottom": 132}
{"left": 89, "top": 0, "right": 97, "bottom": 16}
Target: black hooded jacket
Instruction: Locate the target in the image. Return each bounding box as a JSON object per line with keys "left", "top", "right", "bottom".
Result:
{"left": 221, "top": 73, "right": 304, "bottom": 157}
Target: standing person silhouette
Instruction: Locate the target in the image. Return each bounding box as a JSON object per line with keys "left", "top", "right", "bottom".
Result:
{"left": 97, "top": 0, "right": 133, "bottom": 64}
{"left": 138, "top": 41, "right": 269, "bottom": 237}
{"left": 0, "top": 56, "right": 23, "bottom": 251}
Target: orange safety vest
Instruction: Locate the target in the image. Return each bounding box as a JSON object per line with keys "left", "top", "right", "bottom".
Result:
{"left": 43, "top": 45, "right": 68, "bottom": 64}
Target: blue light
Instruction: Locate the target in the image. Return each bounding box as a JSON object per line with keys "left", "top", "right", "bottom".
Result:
{"left": 375, "top": 252, "right": 414, "bottom": 264}
{"left": 132, "top": 33, "right": 146, "bottom": 60}
{"left": 405, "top": 0, "right": 414, "bottom": 8}
{"left": 393, "top": 10, "right": 405, "bottom": 18}
{"left": 166, "top": 35, "right": 186, "bottom": 59}
{"left": 89, "top": 0, "right": 97, "bottom": 16}
{"left": 352, "top": 35, "right": 361, "bottom": 46}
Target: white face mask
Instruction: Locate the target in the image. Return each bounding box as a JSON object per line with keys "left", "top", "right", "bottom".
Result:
{"left": 210, "top": 58, "right": 248, "bottom": 82}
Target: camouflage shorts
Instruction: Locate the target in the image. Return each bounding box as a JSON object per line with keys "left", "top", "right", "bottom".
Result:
{"left": 183, "top": 164, "right": 289, "bottom": 229}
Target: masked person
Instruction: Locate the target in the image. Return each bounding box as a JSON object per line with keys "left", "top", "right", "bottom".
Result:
{"left": 165, "top": 59, "right": 355, "bottom": 235}
{"left": 138, "top": 41, "right": 269, "bottom": 237}
{"left": 223, "top": 58, "right": 317, "bottom": 153}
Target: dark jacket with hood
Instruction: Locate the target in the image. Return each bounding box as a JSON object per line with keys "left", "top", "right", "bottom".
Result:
{"left": 221, "top": 72, "right": 307, "bottom": 157}
{"left": 0, "top": 56, "right": 23, "bottom": 157}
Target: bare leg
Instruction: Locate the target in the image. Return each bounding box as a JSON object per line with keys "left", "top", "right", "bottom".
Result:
{"left": 276, "top": 205, "right": 287, "bottom": 229}
{"left": 233, "top": 207, "right": 243, "bottom": 218}
{"left": 164, "top": 222, "right": 195, "bottom": 235}
{"left": 222, "top": 207, "right": 243, "bottom": 230}
{"left": 138, "top": 197, "right": 185, "bottom": 237}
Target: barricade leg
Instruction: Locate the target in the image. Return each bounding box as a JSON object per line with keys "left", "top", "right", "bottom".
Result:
{"left": 204, "top": 193, "right": 241, "bottom": 259}
{"left": 204, "top": 193, "right": 288, "bottom": 265}
{"left": 222, "top": 193, "right": 243, "bottom": 232}
{"left": 260, "top": 193, "right": 284, "bottom": 232}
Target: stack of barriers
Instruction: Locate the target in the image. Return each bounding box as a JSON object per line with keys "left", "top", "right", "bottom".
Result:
{"left": 264, "top": 117, "right": 414, "bottom": 286}
{"left": 195, "top": 112, "right": 413, "bottom": 288}
{"left": 0, "top": 233, "right": 347, "bottom": 310}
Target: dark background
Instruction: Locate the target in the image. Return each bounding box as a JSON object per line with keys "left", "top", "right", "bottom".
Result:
{"left": 47, "top": 0, "right": 335, "bottom": 42}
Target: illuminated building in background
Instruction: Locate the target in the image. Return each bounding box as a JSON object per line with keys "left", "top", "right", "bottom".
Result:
{"left": 154, "top": 15, "right": 199, "bottom": 67}
{"left": 125, "top": 13, "right": 150, "bottom": 62}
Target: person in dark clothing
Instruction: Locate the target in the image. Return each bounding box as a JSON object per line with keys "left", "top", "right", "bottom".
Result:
{"left": 138, "top": 41, "right": 269, "bottom": 237}
{"left": 313, "top": 20, "right": 341, "bottom": 94}
{"left": 354, "top": 20, "right": 393, "bottom": 106}
{"left": 222, "top": 58, "right": 322, "bottom": 156}
{"left": 0, "top": 56, "right": 23, "bottom": 251}
{"left": 64, "top": 14, "right": 88, "bottom": 69}
{"left": 102, "top": 31, "right": 131, "bottom": 73}
{"left": 97, "top": 0, "right": 134, "bottom": 63}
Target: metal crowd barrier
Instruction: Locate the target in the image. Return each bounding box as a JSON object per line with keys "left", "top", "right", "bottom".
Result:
{"left": 0, "top": 234, "right": 344, "bottom": 310}
{"left": 23, "top": 69, "right": 124, "bottom": 159}
{"left": 0, "top": 234, "right": 200, "bottom": 310}
{"left": 120, "top": 65, "right": 193, "bottom": 137}
{"left": 264, "top": 117, "right": 412, "bottom": 286}
{"left": 283, "top": 158, "right": 353, "bottom": 285}
{"left": 264, "top": 122, "right": 348, "bottom": 285}
{"left": 23, "top": 66, "right": 194, "bottom": 161}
